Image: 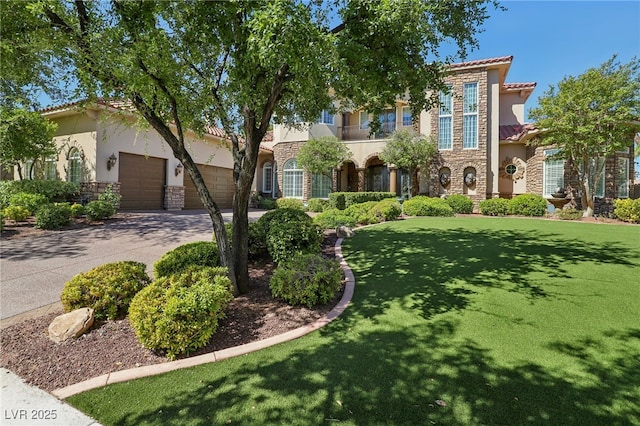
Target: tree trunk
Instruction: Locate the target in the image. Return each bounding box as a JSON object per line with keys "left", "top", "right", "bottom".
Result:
{"left": 579, "top": 181, "right": 594, "bottom": 217}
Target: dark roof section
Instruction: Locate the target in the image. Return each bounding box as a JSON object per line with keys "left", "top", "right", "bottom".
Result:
{"left": 499, "top": 123, "right": 539, "bottom": 142}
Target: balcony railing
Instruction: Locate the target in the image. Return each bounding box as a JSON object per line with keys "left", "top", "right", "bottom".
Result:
{"left": 341, "top": 121, "right": 415, "bottom": 141}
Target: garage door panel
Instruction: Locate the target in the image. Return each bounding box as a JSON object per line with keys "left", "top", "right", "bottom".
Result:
{"left": 119, "top": 153, "right": 166, "bottom": 210}
{"left": 184, "top": 164, "right": 234, "bottom": 209}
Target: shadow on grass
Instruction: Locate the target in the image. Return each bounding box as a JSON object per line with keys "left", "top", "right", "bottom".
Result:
{"left": 340, "top": 224, "right": 637, "bottom": 322}
{"left": 97, "top": 321, "right": 640, "bottom": 425}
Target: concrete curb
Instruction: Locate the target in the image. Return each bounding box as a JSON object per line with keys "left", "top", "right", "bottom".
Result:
{"left": 53, "top": 237, "right": 355, "bottom": 400}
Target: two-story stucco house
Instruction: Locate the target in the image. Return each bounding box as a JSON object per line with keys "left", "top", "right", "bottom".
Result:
{"left": 259, "top": 56, "right": 636, "bottom": 210}
{"left": 14, "top": 100, "right": 273, "bottom": 210}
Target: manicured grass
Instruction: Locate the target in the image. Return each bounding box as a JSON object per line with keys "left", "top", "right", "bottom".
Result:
{"left": 68, "top": 217, "right": 640, "bottom": 425}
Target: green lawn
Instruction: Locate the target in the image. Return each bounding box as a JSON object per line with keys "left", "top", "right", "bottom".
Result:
{"left": 69, "top": 217, "right": 640, "bottom": 425}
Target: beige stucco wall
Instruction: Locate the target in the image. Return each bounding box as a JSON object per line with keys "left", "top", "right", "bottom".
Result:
{"left": 498, "top": 143, "right": 527, "bottom": 195}
{"left": 52, "top": 114, "right": 99, "bottom": 182}
{"left": 498, "top": 92, "right": 526, "bottom": 125}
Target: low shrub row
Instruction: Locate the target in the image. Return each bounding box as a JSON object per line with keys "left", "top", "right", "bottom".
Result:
{"left": 328, "top": 192, "right": 396, "bottom": 210}
{"left": 614, "top": 198, "right": 640, "bottom": 223}
{"left": 0, "top": 180, "right": 79, "bottom": 209}
{"left": 479, "top": 194, "right": 548, "bottom": 217}
{"left": 313, "top": 198, "right": 402, "bottom": 229}
{"left": 402, "top": 196, "right": 454, "bottom": 217}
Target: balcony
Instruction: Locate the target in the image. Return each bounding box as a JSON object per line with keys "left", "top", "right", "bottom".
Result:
{"left": 341, "top": 121, "right": 414, "bottom": 141}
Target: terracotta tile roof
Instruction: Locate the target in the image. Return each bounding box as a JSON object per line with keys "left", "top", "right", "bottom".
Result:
{"left": 499, "top": 123, "right": 538, "bottom": 142}
{"left": 449, "top": 55, "right": 513, "bottom": 69}
{"left": 503, "top": 82, "right": 537, "bottom": 91}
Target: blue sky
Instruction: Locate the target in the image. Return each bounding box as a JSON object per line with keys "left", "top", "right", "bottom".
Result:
{"left": 466, "top": 0, "right": 639, "bottom": 121}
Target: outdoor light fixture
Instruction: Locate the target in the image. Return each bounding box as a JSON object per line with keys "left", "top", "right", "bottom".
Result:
{"left": 175, "top": 162, "right": 183, "bottom": 176}
{"left": 107, "top": 153, "right": 117, "bottom": 171}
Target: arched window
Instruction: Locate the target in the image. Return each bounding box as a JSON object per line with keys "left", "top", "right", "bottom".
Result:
{"left": 282, "top": 158, "right": 303, "bottom": 198}
{"left": 263, "top": 162, "right": 273, "bottom": 193}
{"left": 68, "top": 148, "right": 83, "bottom": 183}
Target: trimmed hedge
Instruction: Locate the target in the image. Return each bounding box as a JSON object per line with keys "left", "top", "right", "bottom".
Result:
{"left": 270, "top": 253, "right": 342, "bottom": 307}
{"left": 8, "top": 192, "right": 48, "bottom": 215}
{"left": 479, "top": 198, "right": 510, "bottom": 216}
{"left": 614, "top": 198, "right": 640, "bottom": 223}
{"left": 370, "top": 198, "right": 402, "bottom": 222}
{"left": 154, "top": 241, "right": 220, "bottom": 278}
{"left": 257, "top": 207, "right": 313, "bottom": 229}
{"left": 555, "top": 208, "right": 583, "bottom": 220}
{"left": 85, "top": 200, "right": 115, "bottom": 221}
{"left": 266, "top": 220, "right": 322, "bottom": 264}
{"left": 446, "top": 194, "right": 474, "bottom": 214}
{"left": 313, "top": 208, "right": 357, "bottom": 230}
{"left": 0, "top": 180, "right": 79, "bottom": 209}
{"left": 35, "top": 203, "right": 72, "bottom": 229}
{"left": 128, "top": 266, "right": 233, "bottom": 359}
{"left": 328, "top": 192, "right": 396, "bottom": 210}
{"left": 275, "top": 197, "right": 305, "bottom": 211}
{"left": 508, "top": 194, "right": 548, "bottom": 216}
{"left": 307, "top": 198, "right": 328, "bottom": 213}
{"left": 61, "top": 261, "right": 151, "bottom": 320}
{"left": 402, "top": 196, "right": 454, "bottom": 217}
{"left": 344, "top": 201, "right": 381, "bottom": 225}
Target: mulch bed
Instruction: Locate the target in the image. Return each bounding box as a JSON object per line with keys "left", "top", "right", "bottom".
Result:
{"left": 0, "top": 231, "right": 340, "bottom": 392}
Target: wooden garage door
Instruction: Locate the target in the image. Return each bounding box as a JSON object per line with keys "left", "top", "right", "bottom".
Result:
{"left": 184, "top": 164, "right": 234, "bottom": 209}
{"left": 118, "top": 153, "right": 166, "bottom": 210}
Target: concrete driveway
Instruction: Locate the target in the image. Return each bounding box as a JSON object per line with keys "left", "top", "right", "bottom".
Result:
{"left": 0, "top": 209, "right": 266, "bottom": 323}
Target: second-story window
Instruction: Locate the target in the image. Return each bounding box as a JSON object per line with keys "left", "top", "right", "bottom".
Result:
{"left": 359, "top": 111, "right": 370, "bottom": 129}
{"left": 318, "top": 110, "right": 334, "bottom": 125}
{"left": 463, "top": 82, "right": 478, "bottom": 149}
{"left": 438, "top": 88, "right": 452, "bottom": 150}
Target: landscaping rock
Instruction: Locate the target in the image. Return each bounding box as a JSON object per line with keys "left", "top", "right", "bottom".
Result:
{"left": 336, "top": 225, "right": 354, "bottom": 238}
{"left": 48, "top": 308, "right": 94, "bottom": 343}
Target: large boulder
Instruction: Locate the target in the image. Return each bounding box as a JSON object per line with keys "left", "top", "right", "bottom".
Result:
{"left": 48, "top": 308, "right": 94, "bottom": 343}
{"left": 336, "top": 225, "right": 355, "bottom": 238}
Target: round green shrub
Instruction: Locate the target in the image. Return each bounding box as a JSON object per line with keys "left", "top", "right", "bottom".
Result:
{"left": 9, "top": 192, "right": 48, "bottom": 215}
{"left": 61, "top": 261, "right": 151, "bottom": 320}
{"left": 97, "top": 184, "right": 121, "bottom": 210}
{"left": 370, "top": 198, "right": 402, "bottom": 221}
{"left": 344, "top": 201, "right": 380, "bottom": 225}
{"left": 275, "top": 197, "right": 305, "bottom": 211}
{"left": 555, "top": 208, "right": 583, "bottom": 220}
{"left": 35, "top": 203, "right": 72, "bottom": 229}
{"left": 266, "top": 220, "right": 322, "bottom": 264}
{"left": 70, "top": 203, "right": 85, "bottom": 218}
{"left": 270, "top": 254, "right": 343, "bottom": 307}
{"left": 154, "top": 241, "right": 220, "bottom": 278}
{"left": 479, "top": 198, "right": 510, "bottom": 216}
{"left": 446, "top": 194, "right": 474, "bottom": 214}
{"left": 84, "top": 200, "right": 115, "bottom": 221}
{"left": 128, "top": 266, "right": 233, "bottom": 359}
{"left": 2, "top": 205, "right": 30, "bottom": 222}
{"left": 313, "top": 208, "right": 357, "bottom": 230}
{"left": 402, "top": 196, "right": 454, "bottom": 217}
{"left": 613, "top": 198, "right": 640, "bottom": 223}
{"left": 257, "top": 207, "right": 313, "bottom": 230}
{"left": 307, "top": 198, "right": 328, "bottom": 213}
{"left": 508, "top": 194, "right": 548, "bottom": 216}
{"left": 219, "top": 221, "right": 268, "bottom": 260}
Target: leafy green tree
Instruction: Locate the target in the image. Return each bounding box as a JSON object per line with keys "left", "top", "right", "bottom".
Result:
{"left": 297, "top": 136, "right": 351, "bottom": 184}
{"left": 529, "top": 56, "right": 640, "bottom": 217}
{"left": 0, "top": 107, "right": 58, "bottom": 180}
{"left": 8, "top": 0, "right": 498, "bottom": 294}
{"left": 379, "top": 129, "right": 437, "bottom": 198}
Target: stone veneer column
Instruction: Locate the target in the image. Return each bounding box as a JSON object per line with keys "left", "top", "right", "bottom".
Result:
{"left": 79, "top": 182, "right": 121, "bottom": 208}
{"left": 164, "top": 185, "right": 185, "bottom": 210}
{"left": 357, "top": 168, "right": 366, "bottom": 192}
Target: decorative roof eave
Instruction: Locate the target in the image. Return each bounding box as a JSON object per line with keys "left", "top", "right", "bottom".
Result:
{"left": 499, "top": 123, "right": 542, "bottom": 143}
{"left": 448, "top": 55, "right": 514, "bottom": 70}
{"left": 40, "top": 99, "right": 273, "bottom": 152}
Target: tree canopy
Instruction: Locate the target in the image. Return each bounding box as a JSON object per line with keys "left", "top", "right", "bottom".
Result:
{"left": 5, "top": 0, "right": 499, "bottom": 294}
{"left": 379, "top": 129, "right": 437, "bottom": 197}
{"left": 529, "top": 55, "right": 640, "bottom": 216}
{"left": 0, "top": 107, "right": 58, "bottom": 180}
{"left": 297, "top": 136, "right": 351, "bottom": 177}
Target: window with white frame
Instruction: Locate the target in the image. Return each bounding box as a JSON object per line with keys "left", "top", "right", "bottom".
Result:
{"left": 318, "top": 110, "right": 334, "bottom": 125}
{"left": 68, "top": 148, "right": 83, "bottom": 184}
{"left": 438, "top": 89, "right": 452, "bottom": 150}
{"left": 463, "top": 82, "right": 478, "bottom": 149}
{"left": 580, "top": 158, "right": 605, "bottom": 198}
{"left": 359, "top": 111, "right": 370, "bottom": 130}
{"left": 618, "top": 157, "right": 629, "bottom": 198}
{"left": 311, "top": 173, "right": 332, "bottom": 198}
{"left": 263, "top": 162, "right": 273, "bottom": 193}
{"left": 402, "top": 106, "right": 412, "bottom": 127}
{"left": 543, "top": 149, "right": 564, "bottom": 197}
{"left": 282, "top": 158, "right": 303, "bottom": 198}
{"left": 44, "top": 155, "right": 57, "bottom": 180}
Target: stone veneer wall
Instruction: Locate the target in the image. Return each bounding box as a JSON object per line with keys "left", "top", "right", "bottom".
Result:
{"left": 164, "top": 185, "right": 185, "bottom": 210}
{"left": 79, "top": 182, "right": 121, "bottom": 208}
{"left": 429, "top": 68, "right": 489, "bottom": 208}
